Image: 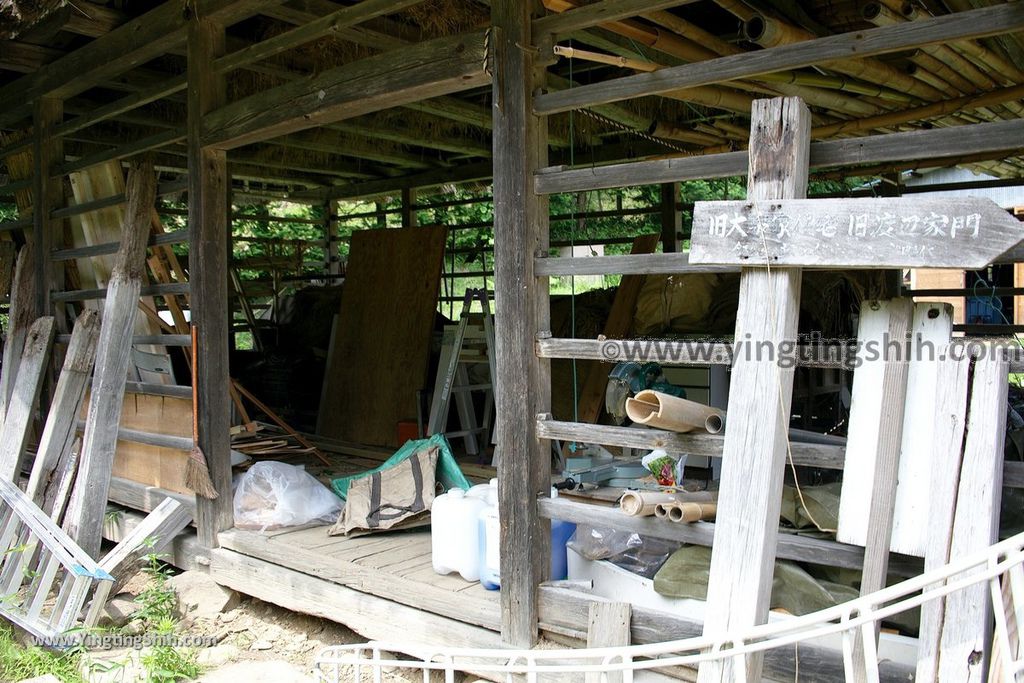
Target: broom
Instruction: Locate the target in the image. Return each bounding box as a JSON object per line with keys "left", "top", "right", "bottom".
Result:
{"left": 185, "top": 324, "right": 219, "bottom": 499}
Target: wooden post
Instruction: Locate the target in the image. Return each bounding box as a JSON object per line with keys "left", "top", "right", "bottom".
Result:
{"left": 401, "top": 187, "right": 417, "bottom": 229}
{"left": 586, "top": 602, "right": 632, "bottom": 683}
{"left": 492, "top": 0, "right": 552, "bottom": 647}
{"left": 659, "top": 182, "right": 680, "bottom": 253}
{"left": 188, "top": 18, "right": 233, "bottom": 549}
{"left": 32, "top": 97, "right": 61, "bottom": 320}
{"left": 324, "top": 200, "right": 340, "bottom": 277}
{"left": 697, "top": 97, "right": 810, "bottom": 683}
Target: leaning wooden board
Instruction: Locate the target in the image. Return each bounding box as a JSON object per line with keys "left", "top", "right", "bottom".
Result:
{"left": 318, "top": 226, "right": 447, "bottom": 448}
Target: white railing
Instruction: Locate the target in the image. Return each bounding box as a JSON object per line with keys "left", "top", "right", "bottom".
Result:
{"left": 0, "top": 477, "right": 113, "bottom": 640}
{"left": 315, "top": 530, "right": 1024, "bottom": 683}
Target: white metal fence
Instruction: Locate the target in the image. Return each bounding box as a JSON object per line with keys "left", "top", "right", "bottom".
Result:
{"left": 315, "top": 530, "right": 1024, "bottom": 683}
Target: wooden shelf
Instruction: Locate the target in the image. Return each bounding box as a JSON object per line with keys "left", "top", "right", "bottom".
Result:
{"left": 539, "top": 496, "right": 922, "bottom": 576}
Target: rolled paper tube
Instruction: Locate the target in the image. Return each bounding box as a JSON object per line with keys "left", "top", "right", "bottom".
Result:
{"left": 619, "top": 491, "right": 678, "bottom": 517}
{"left": 625, "top": 390, "right": 725, "bottom": 434}
{"left": 678, "top": 502, "right": 717, "bottom": 523}
{"left": 654, "top": 503, "right": 672, "bottom": 519}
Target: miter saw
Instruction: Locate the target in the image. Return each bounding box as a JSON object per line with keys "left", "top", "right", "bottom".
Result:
{"left": 604, "top": 361, "right": 687, "bottom": 426}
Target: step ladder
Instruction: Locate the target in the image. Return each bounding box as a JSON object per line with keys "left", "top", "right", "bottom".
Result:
{"left": 426, "top": 289, "right": 496, "bottom": 460}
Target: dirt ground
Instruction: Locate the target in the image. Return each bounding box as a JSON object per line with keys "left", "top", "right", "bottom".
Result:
{"left": 83, "top": 570, "right": 472, "bottom": 683}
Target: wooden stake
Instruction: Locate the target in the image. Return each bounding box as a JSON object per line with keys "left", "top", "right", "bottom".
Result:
{"left": 586, "top": 602, "right": 632, "bottom": 683}
{"left": 0, "top": 316, "right": 55, "bottom": 482}
{"left": 0, "top": 244, "right": 36, "bottom": 426}
{"left": 25, "top": 309, "right": 99, "bottom": 505}
{"left": 98, "top": 497, "right": 192, "bottom": 594}
{"left": 697, "top": 97, "right": 809, "bottom": 683}
{"left": 64, "top": 159, "right": 156, "bottom": 559}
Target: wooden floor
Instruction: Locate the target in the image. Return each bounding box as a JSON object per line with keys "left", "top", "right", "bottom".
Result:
{"left": 216, "top": 523, "right": 503, "bottom": 633}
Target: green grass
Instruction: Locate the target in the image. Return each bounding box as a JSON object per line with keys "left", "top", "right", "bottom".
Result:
{"left": 0, "top": 624, "right": 85, "bottom": 683}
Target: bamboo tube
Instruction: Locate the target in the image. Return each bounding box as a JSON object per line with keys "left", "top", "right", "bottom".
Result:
{"left": 625, "top": 391, "right": 725, "bottom": 434}
{"left": 656, "top": 501, "right": 718, "bottom": 523}
{"left": 649, "top": 122, "right": 727, "bottom": 146}
{"left": 812, "top": 83, "right": 1024, "bottom": 138}
{"left": 861, "top": 3, "right": 995, "bottom": 94}
{"left": 902, "top": 62, "right": 962, "bottom": 97}
{"left": 743, "top": 13, "right": 945, "bottom": 101}
{"left": 620, "top": 491, "right": 677, "bottom": 517}
{"left": 711, "top": 0, "right": 758, "bottom": 22}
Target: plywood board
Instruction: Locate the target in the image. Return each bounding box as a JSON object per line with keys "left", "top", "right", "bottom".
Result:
{"left": 318, "top": 226, "right": 447, "bottom": 447}
{"left": 82, "top": 391, "right": 193, "bottom": 495}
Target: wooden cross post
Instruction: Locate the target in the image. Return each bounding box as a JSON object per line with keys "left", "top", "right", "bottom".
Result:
{"left": 696, "top": 96, "right": 810, "bottom": 683}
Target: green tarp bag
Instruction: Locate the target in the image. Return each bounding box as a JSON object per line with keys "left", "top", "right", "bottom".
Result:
{"left": 330, "top": 433, "right": 471, "bottom": 501}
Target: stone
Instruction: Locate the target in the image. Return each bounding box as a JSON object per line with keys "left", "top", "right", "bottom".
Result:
{"left": 168, "top": 571, "right": 240, "bottom": 619}
{"left": 98, "top": 593, "right": 141, "bottom": 628}
{"left": 250, "top": 639, "right": 274, "bottom": 651}
{"left": 197, "top": 643, "right": 240, "bottom": 668}
{"left": 199, "top": 660, "right": 312, "bottom": 683}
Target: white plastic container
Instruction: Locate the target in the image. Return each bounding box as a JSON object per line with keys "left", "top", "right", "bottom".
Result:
{"left": 467, "top": 478, "right": 498, "bottom": 503}
{"left": 478, "top": 498, "right": 500, "bottom": 590}
{"left": 431, "top": 488, "right": 487, "bottom": 581}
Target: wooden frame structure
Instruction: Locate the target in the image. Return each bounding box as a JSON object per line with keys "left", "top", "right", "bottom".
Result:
{"left": 3, "top": 0, "right": 1024, "bottom": 679}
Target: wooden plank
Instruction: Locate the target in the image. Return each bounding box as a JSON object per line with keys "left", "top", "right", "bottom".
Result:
{"left": 586, "top": 602, "right": 631, "bottom": 683}
{"left": 99, "top": 497, "right": 192, "bottom": 593}
{"left": 534, "top": 118, "right": 1024, "bottom": 195}
{"left": 201, "top": 30, "right": 492, "bottom": 149}
{"left": 576, "top": 233, "right": 659, "bottom": 423}
{"left": 0, "top": 317, "right": 55, "bottom": 482}
{"left": 318, "top": 226, "right": 446, "bottom": 448}
{"left": 102, "top": 507, "right": 203, "bottom": 573}
{"left": 25, "top": 310, "right": 99, "bottom": 506}
{"left": 106, "top": 476, "right": 195, "bottom": 518}
{"left": 533, "top": 0, "right": 697, "bottom": 36}
{"left": 690, "top": 198, "right": 1024, "bottom": 269}
{"left": 217, "top": 529, "right": 502, "bottom": 632}
{"left": 63, "top": 159, "right": 156, "bottom": 559}
{"left": 836, "top": 300, "right": 912, "bottom": 548}
{"left": 935, "top": 354, "right": 1008, "bottom": 682}
{"left": 536, "top": 416, "right": 847, "bottom": 469}
{"left": 916, "top": 351, "right": 970, "bottom": 682}
{"left": 533, "top": 3, "right": 1024, "bottom": 114}
{"left": 493, "top": 0, "right": 551, "bottom": 648}
{"left": 536, "top": 251, "right": 736, "bottom": 277}
{"left": 844, "top": 299, "right": 913, "bottom": 683}
{"left": 890, "top": 303, "right": 952, "bottom": 557}
{"left": 538, "top": 496, "right": 922, "bottom": 576}
{"left": 698, "top": 97, "right": 809, "bottom": 683}
{"left": 189, "top": 19, "right": 233, "bottom": 549}
{"left": 0, "top": 245, "right": 36, "bottom": 424}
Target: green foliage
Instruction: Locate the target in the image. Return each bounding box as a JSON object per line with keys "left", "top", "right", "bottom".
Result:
{"left": 128, "top": 553, "right": 202, "bottom": 682}
{"left": 0, "top": 624, "right": 85, "bottom": 683}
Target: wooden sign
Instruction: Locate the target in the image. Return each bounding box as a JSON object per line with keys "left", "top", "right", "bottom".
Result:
{"left": 689, "top": 197, "right": 1023, "bottom": 268}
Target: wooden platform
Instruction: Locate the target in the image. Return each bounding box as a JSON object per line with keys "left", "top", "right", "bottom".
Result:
{"left": 217, "top": 525, "right": 502, "bottom": 632}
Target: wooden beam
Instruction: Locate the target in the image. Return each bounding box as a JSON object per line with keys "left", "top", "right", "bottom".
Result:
{"left": 533, "top": 0, "right": 698, "bottom": 37}
{"left": 493, "top": 0, "right": 550, "bottom": 648}
{"left": 534, "top": 3, "right": 1024, "bottom": 114}
{"left": 213, "top": 0, "right": 424, "bottom": 74}
{"left": 698, "top": 97, "right": 809, "bottom": 683}
{"left": 535, "top": 118, "right": 1024, "bottom": 194}
{"left": 32, "top": 97, "right": 61, "bottom": 319}
{"left": 189, "top": 19, "right": 233, "bottom": 549}
{"left": 201, "top": 30, "right": 492, "bottom": 149}
{"left": 64, "top": 159, "right": 157, "bottom": 559}
{"left": 0, "top": 0, "right": 280, "bottom": 126}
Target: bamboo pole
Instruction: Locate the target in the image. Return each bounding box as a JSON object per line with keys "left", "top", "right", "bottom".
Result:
{"left": 743, "top": 13, "right": 945, "bottom": 101}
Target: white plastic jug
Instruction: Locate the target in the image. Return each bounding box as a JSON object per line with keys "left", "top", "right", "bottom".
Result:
{"left": 478, "top": 500, "right": 500, "bottom": 590}
{"left": 431, "top": 488, "right": 487, "bottom": 581}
